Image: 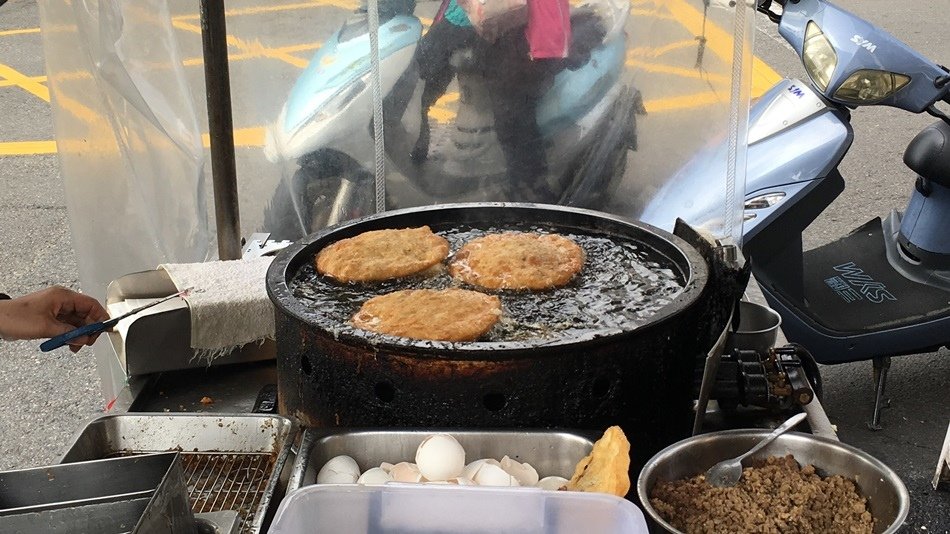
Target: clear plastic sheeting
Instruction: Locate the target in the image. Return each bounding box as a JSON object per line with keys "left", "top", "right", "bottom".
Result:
{"left": 259, "top": 0, "right": 754, "bottom": 244}
{"left": 40, "top": 0, "right": 755, "bottom": 267}
{"left": 38, "top": 0, "right": 755, "bottom": 399}
{"left": 38, "top": 0, "right": 208, "bottom": 403}
{"left": 38, "top": 0, "right": 209, "bottom": 299}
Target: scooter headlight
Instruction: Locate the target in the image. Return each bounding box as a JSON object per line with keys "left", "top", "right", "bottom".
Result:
{"left": 802, "top": 22, "right": 837, "bottom": 92}
{"left": 833, "top": 69, "right": 911, "bottom": 104}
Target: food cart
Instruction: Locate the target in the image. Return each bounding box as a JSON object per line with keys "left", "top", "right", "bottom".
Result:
{"left": 3, "top": 0, "right": 908, "bottom": 531}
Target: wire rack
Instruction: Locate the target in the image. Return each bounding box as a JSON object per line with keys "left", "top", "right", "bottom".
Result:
{"left": 180, "top": 452, "right": 277, "bottom": 534}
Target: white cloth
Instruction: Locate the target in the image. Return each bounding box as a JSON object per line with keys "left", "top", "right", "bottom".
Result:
{"left": 159, "top": 257, "right": 275, "bottom": 360}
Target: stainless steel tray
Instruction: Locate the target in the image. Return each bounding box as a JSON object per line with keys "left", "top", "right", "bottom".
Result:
{"left": 59, "top": 414, "right": 297, "bottom": 534}
{"left": 289, "top": 429, "right": 595, "bottom": 491}
{"left": 0, "top": 452, "right": 196, "bottom": 534}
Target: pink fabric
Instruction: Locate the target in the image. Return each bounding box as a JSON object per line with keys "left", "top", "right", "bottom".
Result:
{"left": 434, "top": 0, "right": 571, "bottom": 60}
{"left": 525, "top": 0, "right": 571, "bottom": 59}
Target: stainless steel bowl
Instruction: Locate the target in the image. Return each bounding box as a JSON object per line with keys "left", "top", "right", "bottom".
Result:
{"left": 724, "top": 301, "right": 782, "bottom": 354}
{"left": 637, "top": 430, "right": 909, "bottom": 534}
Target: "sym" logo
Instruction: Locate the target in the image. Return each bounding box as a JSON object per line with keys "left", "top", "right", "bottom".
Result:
{"left": 851, "top": 34, "right": 877, "bottom": 53}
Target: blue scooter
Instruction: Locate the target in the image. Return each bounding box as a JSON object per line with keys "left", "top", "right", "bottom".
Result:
{"left": 640, "top": 0, "right": 950, "bottom": 428}
{"left": 264, "top": 0, "right": 640, "bottom": 239}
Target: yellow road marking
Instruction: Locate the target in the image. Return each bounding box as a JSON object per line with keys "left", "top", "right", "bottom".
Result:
{"left": 0, "top": 63, "right": 50, "bottom": 101}
{"left": 1, "top": 0, "right": 359, "bottom": 40}
{"left": 0, "top": 27, "right": 41, "bottom": 37}
{"left": 628, "top": 39, "right": 697, "bottom": 60}
{"left": 0, "top": 140, "right": 58, "bottom": 156}
{"left": 201, "top": 126, "right": 267, "bottom": 148}
{"left": 181, "top": 42, "right": 322, "bottom": 67}
{"left": 662, "top": 0, "right": 781, "bottom": 94}
{"left": 1, "top": 126, "right": 269, "bottom": 157}
{"left": 429, "top": 92, "right": 460, "bottom": 123}
{"left": 172, "top": 19, "right": 310, "bottom": 68}
{"left": 630, "top": 8, "right": 676, "bottom": 20}
{"left": 627, "top": 57, "right": 731, "bottom": 84}
{"left": 1, "top": 0, "right": 787, "bottom": 155}
{"left": 644, "top": 91, "right": 724, "bottom": 113}
{"left": 0, "top": 74, "right": 47, "bottom": 87}
{"left": 172, "top": 0, "right": 359, "bottom": 22}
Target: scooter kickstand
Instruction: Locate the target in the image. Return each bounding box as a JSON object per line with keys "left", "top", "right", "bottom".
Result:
{"left": 867, "top": 356, "right": 892, "bottom": 431}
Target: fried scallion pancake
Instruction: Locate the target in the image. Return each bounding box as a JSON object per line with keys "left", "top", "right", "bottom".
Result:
{"left": 564, "top": 425, "right": 631, "bottom": 497}
{"left": 449, "top": 232, "right": 585, "bottom": 290}
{"left": 316, "top": 226, "right": 449, "bottom": 283}
{"left": 350, "top": 289, "right": 502, "bottom": 342}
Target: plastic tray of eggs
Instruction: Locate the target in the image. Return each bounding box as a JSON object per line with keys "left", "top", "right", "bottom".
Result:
{"left": 288, "top": 429, "right": 595, "bottom": 491}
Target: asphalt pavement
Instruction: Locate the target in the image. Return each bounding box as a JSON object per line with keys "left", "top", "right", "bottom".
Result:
{"left": 0, "top": 0, "right": 948, "bottom": 531}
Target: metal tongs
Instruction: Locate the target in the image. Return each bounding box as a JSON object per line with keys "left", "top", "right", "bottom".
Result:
{"left": 40, "top": 288, "right": 192, "bottom": 352}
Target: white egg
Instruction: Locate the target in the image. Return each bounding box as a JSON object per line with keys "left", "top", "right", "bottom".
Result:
{"left": 357, "top": 467, "right": 393, "bottom": 485}
{"left": 500, "top": 456, "right": 540, "bottom": 487}
{"left": 473, "top": 463, "right": 520, "bottom": 487}
{"left": 535, "top": 476, "right": 569, "bottom": 491}
{"left": 390, "top": 462, "right": 424, "bottom": 483}
{"left": 455, "top": 477, "right": 478, "bottom": 486}
{"left": 415, "top": 434, "right": 466, "bottom": 481}
{"left": 379, "top": 462, "right": 395, "bottom": 473}
{"left": 316, "top": 455, "right": 361, "bottom": 484}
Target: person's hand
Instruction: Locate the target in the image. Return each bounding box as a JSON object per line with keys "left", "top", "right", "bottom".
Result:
{"left": 0, "top": 286, "right": 109, "bottom": 352}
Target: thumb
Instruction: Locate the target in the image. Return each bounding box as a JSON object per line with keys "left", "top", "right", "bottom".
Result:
{"left": 43, "top": 318, "right": 76, "bottom": 339}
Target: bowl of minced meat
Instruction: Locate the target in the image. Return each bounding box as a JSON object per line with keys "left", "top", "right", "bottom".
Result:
{"left": 636, "top": 429, "right": 910, "bottom": 534}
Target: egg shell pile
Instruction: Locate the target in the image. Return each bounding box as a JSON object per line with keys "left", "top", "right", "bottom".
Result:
{"left": 315, "top": 434, "right": 570, "bottom": 490}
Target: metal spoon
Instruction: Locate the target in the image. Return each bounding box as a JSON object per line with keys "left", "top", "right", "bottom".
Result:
{"left": 705, "top": 412, "right": 808, "bottom": 487}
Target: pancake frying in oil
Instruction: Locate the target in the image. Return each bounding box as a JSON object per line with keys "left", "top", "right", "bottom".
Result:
{"left": 316, "top": 226, "right": 449, "bottom": 283}
{"left": 351, "top": 289, "right": 502, "bottom": 342}
{"left": 449, "top": 232, "right": 585, "bottom": 290}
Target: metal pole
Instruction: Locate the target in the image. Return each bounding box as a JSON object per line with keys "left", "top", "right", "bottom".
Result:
{"left": 199, "top": 0, "right": 242, "bottom": 260}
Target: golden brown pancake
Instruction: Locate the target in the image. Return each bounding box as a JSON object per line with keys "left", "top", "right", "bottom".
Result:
{"left": 316, "top": 226, "right": 449, "bottom": 283}
{"left": 449, "top": 232, "right": 585, "bottom": 290}
{"left": 350, "top": 289, "right": 502, "bottom": 342}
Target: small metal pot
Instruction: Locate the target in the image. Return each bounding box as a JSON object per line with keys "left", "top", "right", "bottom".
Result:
{"left": 637, "top": 430, "right": 909, "bottom": 534}
{"left": 724, "top": 301, "right": 782, "bottom": 354}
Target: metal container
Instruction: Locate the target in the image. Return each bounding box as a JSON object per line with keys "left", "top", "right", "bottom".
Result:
{"left": 0, "top": 452, "right": 196, "bottom": 534}
{"left": 59, "top": 414, "right": 297, "bottom": 534}
{"left": 637, "top": 430, "right": 910, "bottom": 534}
{"left": 289, "top": 428, "right": 594, "bottom": 491}
{"left": 105, "top": 269, "right": 274, "bottom": 377}
{"left": 724, "top": 300, "right": 782, "bottom": 354}
{"left": 268, "top": 203, "right": 712, "bottom": 466}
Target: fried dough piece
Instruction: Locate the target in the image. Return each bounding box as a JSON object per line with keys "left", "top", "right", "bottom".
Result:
{"left": 316, "top": 226, "right": 450, "bottom": 283}
{"left": 564, "top": 425, "right": 631, "bottom": 497}
{"left": 449, "top": 232, "right": 585, "bottom": 290}
{"left": 351, "top": 289, "right": 502, "bottom": 342}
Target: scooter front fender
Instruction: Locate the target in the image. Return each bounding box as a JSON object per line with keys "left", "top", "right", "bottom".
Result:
{"left": 637, "top": 79, "right": 853, "bottom": 242}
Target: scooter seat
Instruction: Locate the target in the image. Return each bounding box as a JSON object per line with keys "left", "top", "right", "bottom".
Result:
{"left": 904, "top": 120, "right": 950, "bottom": 186}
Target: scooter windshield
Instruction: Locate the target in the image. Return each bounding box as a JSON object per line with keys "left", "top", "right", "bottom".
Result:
{"left": 38, "top": 0, "right": 757, "bottom": 290}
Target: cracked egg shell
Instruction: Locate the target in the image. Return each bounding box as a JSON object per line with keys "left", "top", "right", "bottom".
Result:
{"left": 317, "top": 455, "right": 360, "bottom": 484}
{"left": 358, "top": 467, "right": 393, "bottom": 485}
{"left": 500, "top": 456, "right": 540, "bottom": 487}
{"left": 390, "top": 462, "right": 424, "bottom": 483}
{"left": 536, "top": 476, "right": 569, "bottom": 490}
{"left": 473, "top": 463, "right": 520, "bottom": 487}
